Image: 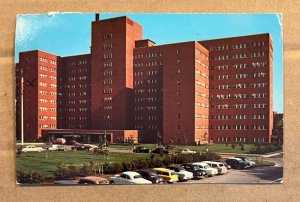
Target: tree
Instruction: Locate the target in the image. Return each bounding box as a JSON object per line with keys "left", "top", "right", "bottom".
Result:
{"left": 182, "top": 134, "right": 188, "bottom": 146}
{"left": 231, "top": 144, "right": 236, "bottom": 149}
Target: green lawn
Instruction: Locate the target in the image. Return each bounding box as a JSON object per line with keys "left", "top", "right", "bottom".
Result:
{"left": 16, "top": 151, "right": 149, "bottom": 177}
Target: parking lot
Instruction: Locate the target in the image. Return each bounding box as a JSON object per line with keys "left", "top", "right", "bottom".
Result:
{"left": 182, "top": 157, "right": 283, "bottom": 184}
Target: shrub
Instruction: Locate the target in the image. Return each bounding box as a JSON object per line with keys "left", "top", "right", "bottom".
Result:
{"left": 231, "top": 144, "right": 236, "bottom": 149}
{"left": 17, "top": 170, "right": 44, "bottom": 184}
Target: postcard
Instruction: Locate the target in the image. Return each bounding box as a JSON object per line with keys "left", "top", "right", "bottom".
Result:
{"left": 15, "top": 13, "right": 283, "bottom": 185}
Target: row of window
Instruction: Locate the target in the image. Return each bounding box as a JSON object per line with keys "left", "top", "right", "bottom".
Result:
{"left": 38, "top": 107, "right": 56, "bottom": 111}
{"left": 195, "top": 48, "right": 209, "bottom": 59}
{"left": 134, "top": 52, "right": 163, "bottom": 59}
{"left": 214, "top": 93, "right": 268, "bottom": 99}
{"left": 214, "top": 72, "right": 267, "bottom": 80}
{"left": 213, "top": 114, "right": 267, "bottom": 120}
{"left": 134, "top": 125, "right": 159, "bottom": 130}
{"left": 211, "top": 52, "right": 266, "bottom": 61}
{"left": 210, "top": 41, "right": 266, "bottom": 52}
{"left": 63, "top": 108, "right": 88, "bottom": 112}
{"left": 39, "top": 116, "right": 56, "bottom": 120}
{"left": 68, "top": 68, "right": 89, "bottom": 74}
{"left": 196, "top": 80, "right": 209, "bottom": 89}
{"left": 134, "top": 88, "right": 160, "bottom": 94}
{"left": 134, "top": 97, "right": 158, "bottom": 102}
{"left": 39, "top": 124, "right": 56, "bottom": 129}
{"left": 213, "top": 125, "right": 267, "bottom": 130}
{"left": 134, "top": 79, "right": 159, "bottom": 86}
{"left": 215, "top": 82, "right": 267, "bottom": 90}
{"left": 64, "top": 117, "right": 88, "bottom": 121}
{"left": 39, "top": 74, "right": 57, "bottom": 80}
{"left": 134, "top": 106, "right": 159, "bottom": 111}
{"left": 213, "top": 61, "right": 268, "bottom": 71}
{"left": 134, "top": 61, "right": 163, "bottom": 68}
{"left": 67, "top": 92, "right": 87, "bottom": 96}
{"left": 39, "top": 57, "right": 57, "bottom": 65}
{"left": 134, "top": 116, "right": 158, "bottom": 121}
{"left": 195, "top": 69, "right": 209, "bottom": 79}
{"left": 195, "top": 59, "right": 209, "bottom": 70}
{"left": 39, "top": 91, "right": 56, "bottom": 96}
{"left": 215, "top": 137, "right": 267, "bottom": 143}
{"left": 213, "top": 103, "right": 268, "bottom": 109}
{"left": 67, "top": 60, "right": 87, "bottom": 66}
{"left": 39, "top": 65, "right": 57, "bottom": 72}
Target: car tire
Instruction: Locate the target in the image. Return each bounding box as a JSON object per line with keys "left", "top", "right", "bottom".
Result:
{"left": 109, "top": 181, "right": 115, "bottom": 184}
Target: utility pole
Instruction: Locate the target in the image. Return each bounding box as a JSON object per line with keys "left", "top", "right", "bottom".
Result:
{"left": 21, "top": 69, "right": 24, "bottom": 146}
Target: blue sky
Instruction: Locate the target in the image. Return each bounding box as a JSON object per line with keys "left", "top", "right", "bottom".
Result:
{"left": 15, "top": 13, "right": 283, "bottom": 113}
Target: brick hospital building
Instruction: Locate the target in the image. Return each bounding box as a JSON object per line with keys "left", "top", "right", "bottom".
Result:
{"left": 16, "top": 15, "right": 273, "bottom": 144}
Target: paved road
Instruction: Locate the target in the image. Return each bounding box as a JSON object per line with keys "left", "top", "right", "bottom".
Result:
{"left": 182, "top": 157, "right": 283, "bottom": 184}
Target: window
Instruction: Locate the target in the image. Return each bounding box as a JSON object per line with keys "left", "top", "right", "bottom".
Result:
{"left": 103, "top": 34, "right": 112, "bottom": 39}
{"left": 177, "top": 125, "right": 181, "bottom": 129}
{"left": 177, "top": 114, "right": 181, "bottom": 118}
{"left": 177, "top": 81, "right": 181, "bottom": 86}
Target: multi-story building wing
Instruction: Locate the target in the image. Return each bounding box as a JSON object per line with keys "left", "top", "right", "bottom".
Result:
{"left": 133, "top": 40, "right": 163, "bottom": 143}
{"left": 57, "top": 54, "right": 91, "bottom": 130}
{"left": 90, "top": 16, "right": 143, "bottom": 130}
{"left": 199, "top": 33, "right": 273, "bottom": 143}
{"left": 162, "top": 42, "right": 209, "bottom": 145}
{"left": 16, "top": 50, "right": 57, "bottom": 140}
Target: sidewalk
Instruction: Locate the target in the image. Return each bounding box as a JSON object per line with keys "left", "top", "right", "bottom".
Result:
{"left": 220, "top": 151, "right": 283, "bottom": 158}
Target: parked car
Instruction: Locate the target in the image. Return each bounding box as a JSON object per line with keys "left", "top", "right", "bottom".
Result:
{"left": 109, "top": 171, "right": 152, "bottom": 185}
{"left": 180, "top": 164, "right": 207, "bottom": 179}
{"left": 166, "top": 165, "right": 193, "bottom": 181}
{"left": 192, "top": 162, "right": 218, "bottom": 176}
{"left": 21, "top": 145, "right": 45, "bottom": 153}
{"left": 202, "top": 161, "right": 228, "bottom": 174}
{"left": 152, "top": 168, "right": 179, "bottom": 183}
{"left": 234, "top": 156, "right": 256, "bottom": 167}
{"left": 83, "top": 144, "right": 98, "bottom": 151}
{"left": 47, "top": 144, "right": 66, "bottom": 151}
{"left": 53, "top": 180, "right": 78, "bottom": 185}
{"left": 217, "top": 161, "right": 232, "bottom": 170}
{"left": 78, "top": 176, "right": 109, "bottom": 185}
{"left": 52, "top": 138, "right": 66, "bottom": 145}
{"left": 181, "top": 148, "right": 196, "bottom": 154}
{"left": 150, "top": 147, "right": 170, "bottom": 155}
{"left": 136, "top": 170, "right": 164, "bottom": 184}
{"left": 225, "top": 158, "right": 251, "bottom": 169}
{"left": 133, "top": 146, "right": 151, "bottom": 153}
{"left": 65, "top": 140, "right": 80, "bottom": 145}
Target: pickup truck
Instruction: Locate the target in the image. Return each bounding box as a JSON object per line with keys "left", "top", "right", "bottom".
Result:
{"left": 21, "top": 145, "right": 45, "bottom": 153}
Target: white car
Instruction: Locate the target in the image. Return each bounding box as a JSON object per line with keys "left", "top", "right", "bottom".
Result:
{"left": 166, "top": 166, "right": 193, "bottom": 181}
{"left": 47, "top": 144, "right": 66, "bottom": 151}
{"left": 181, "top": 149, "right": 196, "bottom": 154}
{"left": 109, "top": 171, "right": 152, "bottom": 185}
{"left": 21, "top": 145, "right": 45, "bottom": 153}
{"left": 192, "top": 162, "right": 218, "bottom": 176}
{"left": 202, "top": 161, "right": 228, "bottom": 174}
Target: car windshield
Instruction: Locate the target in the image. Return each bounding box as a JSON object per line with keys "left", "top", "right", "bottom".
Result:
{"left": 133, "top": 175, "right": 142, "bottom": 179}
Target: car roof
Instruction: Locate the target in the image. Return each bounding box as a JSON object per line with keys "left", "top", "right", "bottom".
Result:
{"left": 227, "top": 157, "right": 243, "bottom": 160}
{"left": 138, "top": 169, "right": 155, "bottom": 173}
{"left": 122, "top": 171, "right": 140, "bottom": 176}
{"left": 192, "top": 162, "right": 209, "bottom": 166}
{"left": 153, "top": 168, "right": 174, "bottom": 172}
{"left": 202, "top": 161, "right": 223, "bottom": 164}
